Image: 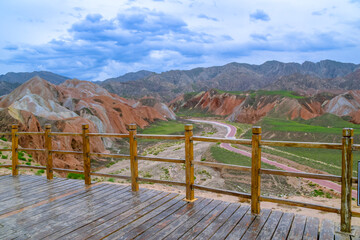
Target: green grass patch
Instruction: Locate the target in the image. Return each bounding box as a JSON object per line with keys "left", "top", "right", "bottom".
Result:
{"left": 244, "top": 114, "right": 360, "bottom": 138}
{"left": 67, "top": 173, "right": 85, "bottom": 180}
{"left": 250, "top": 90, "right": 305, "bottom": 99}
{"left": 139, "top": 120, "right": 186, "bottom": 135}
{"left": 35, "top": 169, "right": 45, "bottom": 175}
{"left": 210, "top": 146, "right": 277, "bottom": 169}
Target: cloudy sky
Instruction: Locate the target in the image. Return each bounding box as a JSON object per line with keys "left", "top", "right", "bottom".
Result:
{"left": 1, "top": 0, "right": 360, "bottom": 81}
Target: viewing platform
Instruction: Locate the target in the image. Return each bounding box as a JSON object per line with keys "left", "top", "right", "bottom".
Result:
{"left": 0, "top": 174, "right": 352, "bottom": 239}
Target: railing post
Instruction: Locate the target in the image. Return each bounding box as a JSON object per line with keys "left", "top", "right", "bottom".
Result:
{"left": 129, "top": 124, "right": 139, "bottom": 191}
{"left": 251, "top": 126, "right": 262, "bottom": 214}
{"left": 185, "top": 124, "right": 196, "bottom": 202}
{"left": 11, "top": 124, "right": 19, "bottom": 176}
{"left": 341, "top": 128, "right": 353, "bottom": 233}
{"left": 45, "top": 124, "right": 53, "bottom": 180}
{"left": 82, "top": 124, "right": 91, "bottom": 185}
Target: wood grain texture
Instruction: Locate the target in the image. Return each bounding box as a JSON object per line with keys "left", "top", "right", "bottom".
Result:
{"left": 0, "top": 175, "right": 342, "bottom": 240}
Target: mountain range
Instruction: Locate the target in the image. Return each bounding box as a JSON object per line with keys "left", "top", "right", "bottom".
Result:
{"left": 99, "top": 60, "right": 360, "bottom": 101}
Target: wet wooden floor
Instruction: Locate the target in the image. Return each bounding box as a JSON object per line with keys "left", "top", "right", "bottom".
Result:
{"left": 0, "top": 175, "right": 344, "bottom": 239}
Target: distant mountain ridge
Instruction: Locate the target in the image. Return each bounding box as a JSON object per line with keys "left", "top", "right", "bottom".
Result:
{"left": 0, "top": 71, "right": 69, "bottom": 85}
{"left": 98, "top": 60, "right": 360, "bottom": 101}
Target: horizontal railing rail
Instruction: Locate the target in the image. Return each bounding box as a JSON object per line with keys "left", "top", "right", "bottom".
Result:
{"left": 0, "top": 123, "right": 358, "bottom": 233}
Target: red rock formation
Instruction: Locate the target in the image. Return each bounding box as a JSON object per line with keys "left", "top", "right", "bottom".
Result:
{"left": 0, "top": 77, "right": 176, "bottom": 170}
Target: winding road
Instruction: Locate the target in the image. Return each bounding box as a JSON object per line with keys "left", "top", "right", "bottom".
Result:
{"left": 191, "top": 119, "right": 357, "bottom": 198}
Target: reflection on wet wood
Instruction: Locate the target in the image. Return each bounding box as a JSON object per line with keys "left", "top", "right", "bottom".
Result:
{"left": 0, "top": 175, "right": 342, "bottom": 239}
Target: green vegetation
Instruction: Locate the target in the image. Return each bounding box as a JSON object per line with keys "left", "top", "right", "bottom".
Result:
{"left": 35, "top": 169, "right": 45, "bottom": 176}
{"left": 241, "top": 113, "right": 360, "bottom": 176}
{"left": 1, "top": 155, "right": 7, "bottom": 159}
{"left": 250, "top": 90, "right": 305, "bottom": 99}
{"left": 108, "top": 178, "right": 115, "bottom": 182}
{"left": 210, "top": 146, "right": 277, "bottom": 169}
{"left": 67, "top": 173, "right": 85, "bottom": 180}
{"left": 183, "top": 91, "right": 200, "bottom": 101}
{"left": 139, "top": 120, "right": 186, "bottom": 135}
{"left": 0, "top": 137, "right": 7, "bottom": 141}
{"left": 160, "top": 167, "right": 171, "bottom": 180}
{"left": 25, "top": 162, "right": 31, "bottom": 166}
{"left": 259, "top": 115, "right": 360, "bottom": 135}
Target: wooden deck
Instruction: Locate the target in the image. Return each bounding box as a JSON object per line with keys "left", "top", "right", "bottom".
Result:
{"left": 0, "top": 175, "right": 348, "bottom": 239}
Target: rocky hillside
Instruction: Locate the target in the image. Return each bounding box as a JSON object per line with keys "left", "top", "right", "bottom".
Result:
{"left": 100, "top": 60, "right": 360, "bottom": 101}
{"left": 0, "top": 71, "right": 70, "bottom": 96}
{"left": 0, "top": 77, "right": 175, "bottom": 170}
{"left": 170, "top": 89, "right": 360, "bottom": 124}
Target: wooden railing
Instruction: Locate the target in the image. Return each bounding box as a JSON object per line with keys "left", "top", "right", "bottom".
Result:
{"left": 0, "top": 123, "right": 358, "bottom": 233}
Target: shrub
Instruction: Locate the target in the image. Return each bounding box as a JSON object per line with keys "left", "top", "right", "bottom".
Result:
{"left": 1, "top": 155, "right": 7, "bottom": 159}
{"left": 0, "top": 137, "right": 7, "bottom": 141}
{"left": 67, "top": 173, "right": 85, "bottom": 180}
{"left": 18, "top": 156, "right": 26, "bottom": 161}
{"left": 108, "top": 178, "right": 115, "bottom": 182}
{"left": 35, "top": 169, "right": 45, "bottom": 175}
{"left": 25, "top": 162, "right": 31, "bottom": 166}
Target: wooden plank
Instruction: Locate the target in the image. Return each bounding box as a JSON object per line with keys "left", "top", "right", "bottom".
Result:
{"left": 271, "top": 212, "right": 295, "bottom": 240}
{"left": 192, "top": 136, "right": 252, "bottom": 145}
{"left": 256, "top": 211, "right": 283, "bottom": 240}
{"left": 225, "top": 210, "right": 257, "bottom": 240}
{"left": 0, "top": 176, "right": 48, "bottom": 194}
{"left": 87, "top": 133, "right": 129, "bottom": 138}
{"left": 11, "top": 124, "right": 19, "bottom": 176}
{"left": 319, "top": 219, "right": 335, "bottom": 240}
{"left": 0, "top": 184, "right": 111, "bottom": 228}
{"left": 1, "top": 185, "right": 127, "bottom": 238}
{"left": 137, "top": 155, "right": 185, "bottom": 164}
{"left": 0, "top": 180, "right": 78, "bottom": 214}
{"left": 31, "top": 188, "right": 159, "bottom": 239}
{"left": 194, "top": 160, "right": 252, "bottom": 172}
{"left": 241, "top": 208, "right": 272, "bottom": 239}
{"left": 0, "top": 177, "right": 68, "bottom": 199}
{"left": 68, "top": 191, "right": 176, "bottom": 240}
{"left": 165, "top": 200, "right": 223, "bottom": 240}
{"left": 44, "top": 124, "right": 53, "bottom": 180}
{"left": 185, "top": 124, "right": 195, "bottom": 201}
{"left": 194, "top": 184, "right": 251, "bottom": 199}
{"left": 82, "top": 124, "right": 91, "bottom": 185}
{"left": 210, "top": 205, "right": 250, "bottom": 240}
{"left": 260, "top": 168, "right": 342, "bottom": 182}
{"left": 0, "top": 184, "right": 116, "bottom": 238}
{"left": 136, "top": 134, "right": 185, "bottom": 140}
{"left": 303, "top": 216, "right": 320, "bottom": 240}
{"left": 287, "top": 214, "right": 307, "bottom": 240}
{"left": 128, "top": 198, "right": 211, "bottom": 240}
{"left": 261, "top": 140, "right": 342, "bottom": 150}
{"left": 0, "top": 179, "right": 82, "bottom": 215}
{"left": 60, "top": 192, "right": 178, "bottom": 240}
{"left": 179, "top": 201, "right": 230, "bottom": 240}
{"left": 193, "top": 202, "right": 241, "bottom": 239}
{"left": 101, "top": 194, "right": 187, "bottom": 240}
{"left": 251, "top": 126, "right": 262, "bottom": 214}
{"left": 0, "top": 177, "right": 67, "bottom": 201}
{"left": 341, "top": 128, "right": 353, "bottom": 232}
{"left": 9, "top": 186, "right": 149, "bottom": 239}
{"left": 129, "top": 124, "right": 138, "bottom": 191}
{"left": 260, "top": 196, "right": 340, "bottom": 213}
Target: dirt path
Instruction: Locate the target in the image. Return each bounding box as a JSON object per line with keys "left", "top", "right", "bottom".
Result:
{"left": 192, "top": 120, "right": 357, "bottom": 198}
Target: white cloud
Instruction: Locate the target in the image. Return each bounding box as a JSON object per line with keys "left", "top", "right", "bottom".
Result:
{"left": 0, "top": 0, "right": 360, "bottom": 80}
